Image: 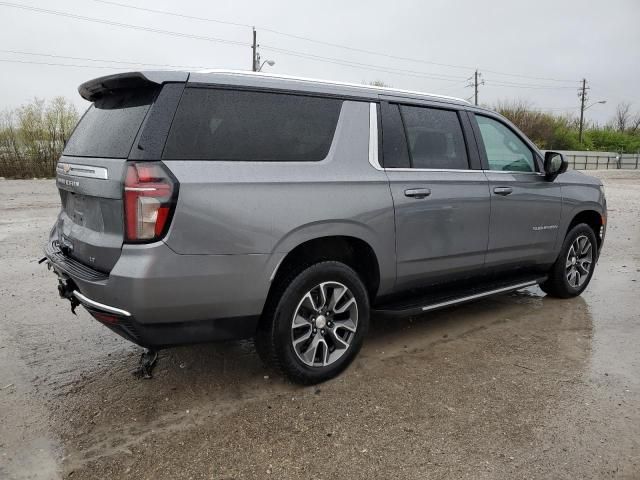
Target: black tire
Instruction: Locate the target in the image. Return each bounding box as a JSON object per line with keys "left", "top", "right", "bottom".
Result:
{"left": 256, "top": 261, "right": 370, "bottom": 385}
{"left": 540, "top": 223, "right": 598, "bottom": 298}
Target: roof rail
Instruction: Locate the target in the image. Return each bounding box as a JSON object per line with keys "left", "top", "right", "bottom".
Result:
{"left": 195, "top": 69, "right": 469, "bottom": 104}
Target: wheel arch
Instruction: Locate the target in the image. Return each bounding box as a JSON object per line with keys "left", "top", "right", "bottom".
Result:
{"left": 567, "top": 209, "right": 604, "bottom": 249}
{"left": 267, "top": 235, "right": 381, "bottom": 306}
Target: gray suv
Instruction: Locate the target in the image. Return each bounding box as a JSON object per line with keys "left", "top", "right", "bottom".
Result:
{"left": 45, "top": 70, "right": 607, "bottom": 384}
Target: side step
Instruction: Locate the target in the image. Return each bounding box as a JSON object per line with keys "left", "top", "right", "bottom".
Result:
{"left": 372, "top": 276, "right": 546, "bottom": 317}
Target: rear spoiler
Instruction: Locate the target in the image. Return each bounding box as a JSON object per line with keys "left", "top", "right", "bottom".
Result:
{"left": 78, "top": 71, "right": 189, "bottom": 101}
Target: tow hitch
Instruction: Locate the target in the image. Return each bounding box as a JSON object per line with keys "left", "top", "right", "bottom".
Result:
{"left": 54, "top": 273, "right": 80, "bottom": 315}
{"left": 41, "top": 254, "right": 80, "bottom": 315}
{"left": 133, "top": 349, "right": 158, "bottom": 379}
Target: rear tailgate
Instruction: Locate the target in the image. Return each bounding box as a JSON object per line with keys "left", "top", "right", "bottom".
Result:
{"left": 54, "top": 157, "right": 129, "bottom": 273}
{"left": 52, "top": 74, "right": 167, "bottom": 273}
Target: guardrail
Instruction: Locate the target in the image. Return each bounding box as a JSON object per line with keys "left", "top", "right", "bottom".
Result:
{"left": 565, "top": 154, "right": 640, "bottom": 170}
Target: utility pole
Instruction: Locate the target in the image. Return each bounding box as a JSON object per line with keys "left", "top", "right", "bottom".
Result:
{"left": 578, "top": 78, "right": 589, "bottom": 144}
{"left": 474, "top": 69, "right": 479, "bottom": 106}
{"left": 467, "top": 69, "right": 484, "bottom": 105}
{"left": 251, "top": 27, "right": 257, "bottom": 71}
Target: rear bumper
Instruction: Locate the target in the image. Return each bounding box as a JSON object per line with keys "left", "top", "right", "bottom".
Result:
{"left": 71, "top": 288, "right": 258, "bottom": 348}
{"left": 44, "top": 238, "right": 278, "bottom": 348}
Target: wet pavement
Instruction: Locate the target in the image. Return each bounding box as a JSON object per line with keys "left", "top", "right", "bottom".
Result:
{"left": 0, "top": 170, "right": 639, "bottom": 479}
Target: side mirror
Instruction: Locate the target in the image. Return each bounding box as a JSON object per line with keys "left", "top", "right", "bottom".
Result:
{"left": 544, "top": 151, "right": 568, "bottom": 181}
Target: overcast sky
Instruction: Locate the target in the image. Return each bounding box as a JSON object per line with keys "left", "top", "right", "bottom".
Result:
{"left": 1, "top": 0, "right": 638, "bottom": 124}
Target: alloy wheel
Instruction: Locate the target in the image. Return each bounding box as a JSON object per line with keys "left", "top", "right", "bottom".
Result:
{"left": 291, "top": 281, "right": 358, "bottom": 367}
{"left": 565, "top": 234, "right": 593, "bottom": 288}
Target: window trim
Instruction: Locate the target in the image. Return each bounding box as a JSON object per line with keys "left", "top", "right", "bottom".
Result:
{"left": 469, "top": 111, "right": 543, "bottom": 174}
{"left": 368, "top": 103, "right": 382, "bottom": 170}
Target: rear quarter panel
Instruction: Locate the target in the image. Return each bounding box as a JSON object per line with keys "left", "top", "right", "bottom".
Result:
{"left": 162, "top": 101, "right": 397, "bottom": 294}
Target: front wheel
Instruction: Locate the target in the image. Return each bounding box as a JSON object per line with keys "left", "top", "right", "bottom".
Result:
{"left": 256, "top": 261, "right": 369, "bottom": 384}
{"left": 540, "top": 223, "right": 598, "bottom": 298}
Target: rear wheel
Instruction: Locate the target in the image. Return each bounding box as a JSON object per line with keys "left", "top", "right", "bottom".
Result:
{"left": 256, "top": 261, "right": 369, "bottom": 384}
{"left": 540, "top": 223, "right": 598, "bottom": 298}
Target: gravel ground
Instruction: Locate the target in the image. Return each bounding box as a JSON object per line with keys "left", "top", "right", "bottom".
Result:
{"left": 1, "top": 170, "right": 639, "bottom": 479}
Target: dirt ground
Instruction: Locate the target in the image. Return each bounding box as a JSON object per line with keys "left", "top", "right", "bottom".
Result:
{"left": 1, "top": 170, "right": 639, "bottom": 480}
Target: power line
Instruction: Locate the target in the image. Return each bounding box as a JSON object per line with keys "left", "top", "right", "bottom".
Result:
{"left": 0, "top": 49, "right": 214, "bottom": 70}
{"left": 263, "top": 45, "right": 578, "bottom": 88}
{"left": 481, "top": 69, "right": 577, "bottom": 84}
{"left": 0, "top": 1, "right": 582, "bottom": 89}
{"left": 90, "top": 0, "right": 578, "bottom": 84}
{"left": 0, "top": 58, "right": 135, "bottom": 69}
{"left": 439, "top": 80, "right": 474, "bottom": 93}
{"left": 0, "top": 2, "right": 249, "bottom": 48}
{"left": 0, "top": 2, "right": 468, "bottom": 83}
{"left": 93, "top": 0, "right": 252, "bottom": 29}
{"left": 484, "top": 80, "right": 578, "bottom": 90}
{"left": 89, "top": 0, "right": 478, "bottom": 72}
{"left": 485, "top": 78, "right": 579, "bottom": 88}
{"left": 259, "top": 45, "right": 469, "bottom": 82}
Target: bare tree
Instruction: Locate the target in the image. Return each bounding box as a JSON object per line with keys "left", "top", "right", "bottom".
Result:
{"left": 629, "top": 113, "right": 640, "bottom": 135}
{"left": 0, "top": 97, "right": 78, "bottom": 178}
{"left": 614, "top": 102, "right": 632, "bottom": 132}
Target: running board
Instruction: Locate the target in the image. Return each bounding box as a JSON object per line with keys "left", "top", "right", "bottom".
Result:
{"left": 373, "top": 276, "right": 546, "bottom": 317}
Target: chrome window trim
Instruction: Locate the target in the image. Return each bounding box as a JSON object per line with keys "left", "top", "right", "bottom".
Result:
{"left": 368, "top": 103, "right": 383, "bottom": 171}
{"left": 379, "top": 168, "right": 544, "bottom": 175}
{"left": 56, "top": 163, "right": 108, "bottom": 180}
{"left": 384, "top": 168, "right": 479, "bottom": 173}
{"left": 483, "top": 170, "right": 545, "bottom": 176}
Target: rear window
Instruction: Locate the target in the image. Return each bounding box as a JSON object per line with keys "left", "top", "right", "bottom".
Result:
{"left": 64, "top": 88, "right": 156, "bottom": 158}
{"left": 162, "top": 88, "right": 342, "bottom": 161}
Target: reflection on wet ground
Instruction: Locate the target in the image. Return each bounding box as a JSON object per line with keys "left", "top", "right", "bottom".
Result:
{"left": 0, "top": 171, "right": 638, "bottom": 479}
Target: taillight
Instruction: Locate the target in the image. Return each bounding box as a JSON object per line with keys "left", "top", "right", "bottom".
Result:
{"left": 124, "top": 162, "right": 178, "bottom": 242}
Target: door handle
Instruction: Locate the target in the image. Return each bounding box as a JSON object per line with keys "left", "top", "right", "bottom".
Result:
{"left": 404, "top": 188, "right": 431, "bottom": 199}
{"left": 493, "top": 186, "right": 513, "bottom": 196}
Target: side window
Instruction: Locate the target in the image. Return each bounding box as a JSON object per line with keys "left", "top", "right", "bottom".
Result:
{"left": 399, "top": 105, "right": 469, "bottom": 170}
{"left": 163, "top": 88, "right": 342, "bottom": 161}
{"left": 475, "top": 115, "right": 535, "bottom": 172}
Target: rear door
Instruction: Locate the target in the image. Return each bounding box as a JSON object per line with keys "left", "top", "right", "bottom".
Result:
{"left": 380, "top": 100, "right": 490, "bottom": 290}
{"left": 469, "top": 112, "right": 562, "bottom": 269}
{"left": 53, "top": 78, "right": 182, "bottom": 273}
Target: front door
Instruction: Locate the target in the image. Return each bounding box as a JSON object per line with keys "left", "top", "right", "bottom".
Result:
{"left": 470, "top": 113, "right": 562, "bottom": 269}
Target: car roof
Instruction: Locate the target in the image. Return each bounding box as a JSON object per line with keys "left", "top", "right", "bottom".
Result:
{"left": 79, "top": 70, "right": 470, "bottom": 107}
{"left": 189, "top": 69, "right": 470, "bottom": 106}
